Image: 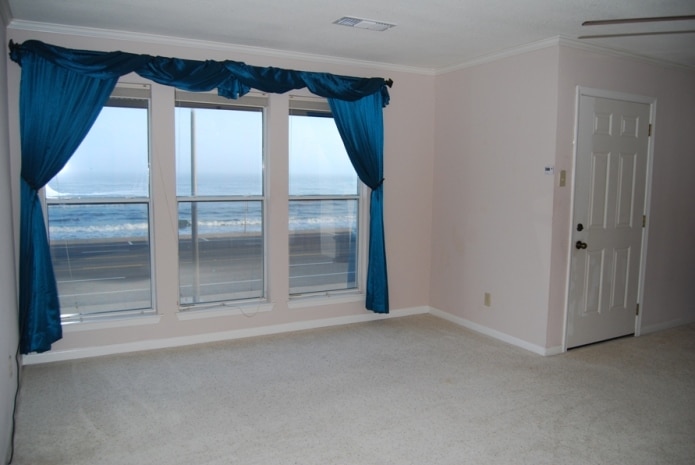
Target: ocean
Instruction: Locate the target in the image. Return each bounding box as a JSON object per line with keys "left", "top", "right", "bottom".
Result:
{"left": 46, "top": 174, "right": 359, "bottom": 241}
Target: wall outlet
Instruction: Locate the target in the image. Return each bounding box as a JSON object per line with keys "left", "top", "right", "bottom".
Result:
{"left": 484, "top": 292, "right": 491, "bottom": 307}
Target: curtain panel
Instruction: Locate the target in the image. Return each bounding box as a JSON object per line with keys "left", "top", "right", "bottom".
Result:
{"left": 9, "top": 39, "right": 391, "bottom": 353}
{"left": 329, "top": 95, "right": 389, "bottom": 313}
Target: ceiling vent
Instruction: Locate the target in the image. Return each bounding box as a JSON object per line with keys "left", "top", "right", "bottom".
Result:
{"left": 333, "top": 16, "right": 396, "bottom": 32}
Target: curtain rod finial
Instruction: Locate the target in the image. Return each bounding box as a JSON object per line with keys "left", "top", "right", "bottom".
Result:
{"left": 385, "top": 78, "right": 393, "bottom": 88}
{"left": 8, "top": 40, "right": 22, "bottom": 62}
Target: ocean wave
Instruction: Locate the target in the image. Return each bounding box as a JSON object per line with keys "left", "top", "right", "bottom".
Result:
{"left": 49, "top": 214, "right": 355, "bottom": 241}
{"left": 49, "top": 222, "right": 149, "bottom": 240}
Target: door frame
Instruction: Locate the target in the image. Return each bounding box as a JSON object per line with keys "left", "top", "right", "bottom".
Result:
{"left": 562, "top": 86, "right": 657, "bottom": 350}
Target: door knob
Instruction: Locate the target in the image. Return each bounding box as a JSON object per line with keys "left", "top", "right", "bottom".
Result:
{"left": 575, "top": 240, "right": 588, "bottom": 250}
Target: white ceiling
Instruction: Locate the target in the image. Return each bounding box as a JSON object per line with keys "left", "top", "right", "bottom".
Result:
{"left": 5, "top": 0, "right": 695, "bottom": 72}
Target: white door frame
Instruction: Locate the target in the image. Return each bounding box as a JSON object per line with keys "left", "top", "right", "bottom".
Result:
{"left": 563, "top": 86, "right": 657, "bottom": 351}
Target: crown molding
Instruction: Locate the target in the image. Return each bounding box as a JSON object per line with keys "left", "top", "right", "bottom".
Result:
{"left": 435, "top": 37, "right": 562, "bottom": 74}
{"left": 557, "top": 36, "right": 694, "bottom": 71}
{"left": 7, "top": 19, "right": 435, "bottom": 76}
{"left": 435, "top": 35, "right": 693, "bottom": 75}
{"left": 9, "top": 20, "right": 689, "bottom": 79}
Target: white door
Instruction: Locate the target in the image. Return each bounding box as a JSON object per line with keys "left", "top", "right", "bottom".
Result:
{"left": 566, "top": 94, "right": 651, "bottom": 349}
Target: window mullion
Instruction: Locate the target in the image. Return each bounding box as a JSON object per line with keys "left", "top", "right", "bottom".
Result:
{"left": 266, "top": 94, "right": 291, "bottom": 304}
{"left": 288, "top": 100, "right": 361, "bottom": 297}
{"left": 150, "top": 84, "right": 180, "bottom": 316}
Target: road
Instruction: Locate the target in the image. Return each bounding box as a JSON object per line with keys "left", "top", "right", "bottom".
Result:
{"left": 51, "top": 231, "right": 356, "bottom": 316}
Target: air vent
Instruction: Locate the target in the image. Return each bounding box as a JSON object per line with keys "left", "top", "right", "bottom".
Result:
{"left": 333, "top": 16, "right": 396, "bottom": 32}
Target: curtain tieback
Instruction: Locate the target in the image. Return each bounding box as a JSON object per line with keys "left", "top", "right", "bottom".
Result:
{"left": 373, "top": 178, "right": 385, "bottom": 189}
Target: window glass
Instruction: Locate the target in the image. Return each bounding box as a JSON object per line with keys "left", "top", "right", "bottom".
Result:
{"left": 289, "top": 105, "right": 360, "bottom": 295}
{"left": 47, "top": 104, "right": 149, "bottom": 198}
{"left": 175, "top": 104, "right": 263, "bottom": 197}
{"left": 289, "top": 112, "right": 358, "bottom": 196}
{"left": 46, "top": 93, "right": 152, "bottom": 320}
{"left": 175, "top": 96, "right": 265, "bottom": 306}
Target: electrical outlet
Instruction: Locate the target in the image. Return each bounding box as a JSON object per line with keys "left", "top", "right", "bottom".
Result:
{"left": 484, "top": 292, "right": 491, "bottom": 307}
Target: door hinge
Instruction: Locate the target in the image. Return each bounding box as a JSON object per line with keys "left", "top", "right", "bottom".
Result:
{"left": 636, "top": 303, "right": 640, "bottom": 316}
{"left": 648, "top": 124, "right": 652, "bottom": 137}
{"left": 642, "top": 215, "right": 646, "bottom": 228}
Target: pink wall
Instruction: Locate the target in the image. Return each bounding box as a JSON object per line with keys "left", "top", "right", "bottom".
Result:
{"left": 433, "top": 41, "right": 695, "bottom": 351}
{"left": 549, "top": 45, "right": 695, "bottom": 341}
{"left": 431, "top": 47, "right": 560, "bottom": 349}
{"left": 0, "top": 18, "right": 20, "bottom": 464}
{"left": 383, "top": 69, "right": 435, "bottom": 311}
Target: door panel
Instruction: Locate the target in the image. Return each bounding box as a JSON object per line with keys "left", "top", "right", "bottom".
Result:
{"left": 567, "top": 95, "right": 650, "bottom": 348}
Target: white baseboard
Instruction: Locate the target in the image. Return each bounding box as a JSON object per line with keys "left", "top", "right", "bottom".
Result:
{"left": 640, "top": 315, "right": 695, "bottom": 335}
{"left": 428, "top": 307, "right": 563, "bottom": 356}
{"left": 24, "top": 305, "right": 570, "bottom": 363}
{"left": 22, "top": 306, "right": 430, "bottom": 365}
{"left": 25, "top": 305, "right": 693, "bottom": 365}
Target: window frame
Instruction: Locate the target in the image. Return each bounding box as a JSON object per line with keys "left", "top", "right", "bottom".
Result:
{"left": 174, "top": 90, "right": 269, "bottom": 311}
{"left": 41, "top": 83, "right": 371, "bottom": 326}
{"left": 44, "top": 83, "right": 155, "bottom": 324}
{"left": 287, "top": 97, "right": 368, "bottom": 301}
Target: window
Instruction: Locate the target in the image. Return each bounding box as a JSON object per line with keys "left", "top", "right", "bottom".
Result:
{"left": 46, "top": 85, "right": 152, "bottom": 322}
{"left": 44, "top": 84, "right": 363, "bottom": 324}
{"left": 175, "top": 91, "right": 266, "bottom": 307}
{"left": 289, "top": 100, "right": 360, "bottom": 296}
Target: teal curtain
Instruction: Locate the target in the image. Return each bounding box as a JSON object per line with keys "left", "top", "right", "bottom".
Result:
{"left": 9, "top": 39, "right": 391, "bottom": 353}
{"left": 14, "top": 50, "right": 118, "bottom": 353}
{"left": 329, "top": 93, "right": 388, "bottom": 312}
{"left": 11, "top": 40, "right": 390, "bottom": 102}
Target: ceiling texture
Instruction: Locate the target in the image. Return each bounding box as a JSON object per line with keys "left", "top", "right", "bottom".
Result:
{"left": 4, "top": 0, "right": 695, "bottom": 72}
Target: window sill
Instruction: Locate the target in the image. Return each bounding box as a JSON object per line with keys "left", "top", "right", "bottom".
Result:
{"left": 288, "top": 291, "right": 364, "bottom": 309}
{"left": 62, "top": 313, "right": 161, "bottom": 332}
{"left": 177, "top": 301, "right": 273, "bottom": 320}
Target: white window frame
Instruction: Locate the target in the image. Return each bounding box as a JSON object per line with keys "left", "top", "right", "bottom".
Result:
{"left": 44, "top": 83, "right": 155, "bottom": 324}
{"left": 287, "top": 96, "right": 368, "bottom": 305}
{"left": 174, "top": 90, "right": 269, "bottom": 312}
{"left": 42, "top": 83, "right": 373, "bottom": 325}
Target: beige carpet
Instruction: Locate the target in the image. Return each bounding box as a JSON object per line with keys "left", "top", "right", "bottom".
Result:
{"left": 12, "top": 315, "right": 695, "bottom": 465}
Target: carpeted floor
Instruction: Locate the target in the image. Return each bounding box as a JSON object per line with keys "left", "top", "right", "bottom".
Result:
{"left": 11, "top": 315, "right": 695, "bottom": 464}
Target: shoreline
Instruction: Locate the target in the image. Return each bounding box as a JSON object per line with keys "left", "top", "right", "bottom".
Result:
{"left": 49, "top": 228, "right": 354, "bottom": 245}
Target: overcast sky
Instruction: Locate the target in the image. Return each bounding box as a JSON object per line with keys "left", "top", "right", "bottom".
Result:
{"left": 51, "top": 106, "right": 355, "bottom": 191}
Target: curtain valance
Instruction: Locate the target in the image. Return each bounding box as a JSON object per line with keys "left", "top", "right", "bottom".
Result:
{"left": 9, "top": 40, "right": 391, "bottom": 103}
